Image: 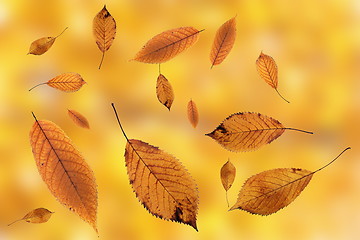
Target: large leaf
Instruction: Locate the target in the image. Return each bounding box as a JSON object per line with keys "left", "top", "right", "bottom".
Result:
{"left": 27, "top": 27, "right": 68, "bottom": 55}
{"left": 29, "top": 73, "right": 86, "bottom": 92}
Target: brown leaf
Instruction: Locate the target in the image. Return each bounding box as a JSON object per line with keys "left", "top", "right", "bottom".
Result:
{"left": 93, "top": 5, "right": 116, "bottom": 69}
{"left": 8, "top": 208, "right": 54, "bottom": 226}
{"left": 220, "top": 160, "right": 236, "bottom": 207}
{"left": 206, "top": 112, "right": 313, "bottom": 152}
{"left": 68, "top": 109, "right": 90, "bottom": 129}
{"left": 28, "top": 27, "right": 68, "bottom": 55}
{"left": 229, "top": 147, "right": 351, "bottom": 215}
{"left": 187, "top": 99, "right": 199, "bottom": 128}
{"left": 133, "top": 27, "right": 203, "bottom": 63}
{"left": 256, "top": 52, "right": 289, "bottom": 103}
{"left": 210, "top": 17, "right": 236, "bottom": 68}
{"left": 29, "top": 113, "right": 98, "bottom": 232}
{"left": 29, "top": 73, "right": 86, "bottom": 92}
{"left": 156, "top": 74, "right": 174, "bottom": 110}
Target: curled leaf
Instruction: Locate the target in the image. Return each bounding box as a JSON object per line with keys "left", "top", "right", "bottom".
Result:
{"left": 29, "top": 113, "right": 98, "bottom": 232}
{"left": 156, "top": 74, "right": 174, "bottom": 110}
{"left": 220, "top": 160, "right": 236, "bottom": 207}
{"left": 68, "top": 109, "right": 90, "bottom": 129}
{"left": 256, "top": 52, "right": 289, "bottom": 103}
{"left": 187, "top": 99, "right": 199, "bottom": 128}
{"left": 8, "top": 208, "right": 54, "bottom": 226}
{"left": 29, "top": 73, "right": 86, "bottom": 92}
{"left": 133, "top": 27, "right": 204, "bottom": 63}
{"left": 93, "top": 5, "right": 116, "bottom": 69}
{"left": 206, "top": 112, "right": 313, "bottom": 152}
{"left": 28, "top": 27, "right": 68, "bottom": 55}
{"left": 210, "top": 16, "right": 236, "bottom": 68}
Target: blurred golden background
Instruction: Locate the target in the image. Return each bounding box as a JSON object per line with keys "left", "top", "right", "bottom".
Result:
{"left": 0, "top": 0, "right": 359, "bottom": 239}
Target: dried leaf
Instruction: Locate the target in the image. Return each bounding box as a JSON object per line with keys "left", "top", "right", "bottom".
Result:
{"left": 220, "top": 160, "right": 236, "bottom": 207}
{"left": 187, "top": 99, "right": 199, "bottom": 128}
{"left": 8, "top": 208, "right": 54, "bottom": 226}
{"left": 68, "top": 109, "right": 90, "bottom": 129}
{"left": 29, "top": 113, "right": 98, "bottom": 232}
{"left": 206, "top": 112, "right": 313, "bottom": 152}
{"left": 156, "top": 74, "right": 174, "bottom": 110}
{"left": 230, "top": 147, "right": 351, "bottom": 215}
{"left": 29, "top": 73, "right": 86, "bottom": 92}
{"left": 256, "top": 52, "right": 289, "bottom": 103}
{"left": 133, "top": 27, "right": 203, "bottom": 63}
{"left": 112, "top": 103, "right": 199, "bottom": 231}
{"left": 28, "top": 27, "right": 68, "bottom": 55}
{"left": 210, "top": 17, "right": 236, "bottom": 68}
{"left": 93, "top": 5, "right": 116, "bottom": 69}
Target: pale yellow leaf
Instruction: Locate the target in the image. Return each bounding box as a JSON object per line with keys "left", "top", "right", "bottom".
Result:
{"left": 27, "top": 27, "right": 68, "bottom": 55}
{"left": 8, "top": 208, "right": 54, "bottom": 226}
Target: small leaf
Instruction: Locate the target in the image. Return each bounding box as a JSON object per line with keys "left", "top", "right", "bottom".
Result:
{"left": 206, "top": 112, "right": 313, "bottom": 152}
{"left": 29, "top": 113, "right": 98, "bottom": 232}
{"left": 220, "top": 160, "right": 236, "bottom": 207}
{"left": 93, "top": 5, "right": 116, "bottom": 69}
{"left": 210, "top": 16, "right": 236, "bottom": 68}
{"left": 29, "top": 73, "right": 86, "bottom": 92}
{"left": 133, "top": 27, "right": 204, "bottom": 63}
{"left": 156, "top": 74, "right": 174, "bottom": 110}
{"left": 28, "top": 27, "right": 68, "bottom": 55}
{"left": 8, "top": 208, "right": 54, "bottom": 226}
{"left": 187, "top": 99, "right": 199, "bottom": 128}
{"left": 256, "top": 52, "right": 289, "bottom": 103}
{"left": 68, "top": 109, "right": 90, "bottom": 129}
{"left": 230, "top": 147, "right": 351, "bottom": 215}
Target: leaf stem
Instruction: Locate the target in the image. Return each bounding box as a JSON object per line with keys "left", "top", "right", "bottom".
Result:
{"left": 226, "top": 191, "right": 229, "bottom": 208}
{"left": 98, "top": 51, "right": 105, "bottom": 69}
{"left": 54, "top": 27, "right": 68, "bottom": 39}
{"left": 158, "top": 64, "right": 161, "bottom": 74}
{"left": 313, "top": 147, "right": 351, "bottom": 174}
{"left": 111, "top": 103, "right": 131, "bottom": 142}
{"left": 275, "top": 88, "right": 290, "bottom": 103}
{"left": 285, "top": 128, "right": 313, "bottom": 134}
{"left": 29, "top": 82, "right": 47, "bottom": 91}
{"left": 7, "top": 219, "right": 23, "bottom": 226}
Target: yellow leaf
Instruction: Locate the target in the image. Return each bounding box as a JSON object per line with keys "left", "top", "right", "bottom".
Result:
{"left": 27, "top": 27, "right": 68, "bottom": 55}
{"left": 210, "top": 17, "right": 236, "bottom": 68}
{"left": 220, "top": 160, "right": 236, "bottom": 207}
{"left": 8, "top": 208, "right": 54, "bottom": 226}
{"left": 133, "top": 27, "right": 204, "bottom": 63}
{"left": 206, "top": 112, "right": 313, "bottom": 152}
{"left": 156, "top": 74, "right": 174, "bottom": 110}
{"left": 187, "top": 99, "right": 199, "bottom": 128}
{"left": 68, "top": 109, "right": 90, "bottom": 129}
{"left": 29, "top": 73, "right": 86, "bottom": 92}
{"left": 93, "top": 5, "right": 116, "bottom": 69}
{"left": 29, "top": 113, "right": 98, "bottom": 232}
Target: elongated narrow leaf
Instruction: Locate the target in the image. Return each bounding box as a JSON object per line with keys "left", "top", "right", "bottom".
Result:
{"left": 220, "top": 160, "right": 236, "bottom": 207}
{"left": 29, "top": 114, "right": 97, "bottom": 232}
{"left": 156, "top": 74, "right": 174, "bottom": 110}
{"left": 210, "top": 17, "right": 236, "bottom": 68}
{"left": 93, "top": 5, "right": 116, "bottom": 69}
{"left": 256, "top": 52, "right": 289, "bottom": 103}
{"left": 29, "top": 73, "right": 86, "bottom": 92}
{"left": 28, "top": 27, "right": 68, "bottom": 55}
{"left": 8, "top": 208, "right": 54, "bottom": 226}
{"left": 68, "top": 109, "right": 90, "bottom": 129}
{"left": 187, "top": 99, "right": 199, "bottom": 128}
{"left": 206, "top": 112, "right": 313, "bottom": 152}
{"left": 133, "top": 27, "right": 203, "bottom": 63}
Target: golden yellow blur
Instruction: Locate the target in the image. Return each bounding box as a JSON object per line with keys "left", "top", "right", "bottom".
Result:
{"left": 0, "top": 0, "right": 359, "bottom": 239}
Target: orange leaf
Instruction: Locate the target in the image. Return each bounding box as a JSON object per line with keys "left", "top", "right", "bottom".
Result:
{"left": 187, "top": 99, "right": 199, "bottom": 128}
{"left": 256, "top": 52, "right": 289, "bottom": 103}
{"left": 220, "top": 160, "right": 236, "bottom": 207}
{"left": 29, "top": 113, "right": 98, "bottom": 232}
{"left": 206, "top": 112, "right": 313, "bottom": 152}
{"left": 27, "top": 27, "right": 68, "bottom": 55}
{"left": 210, "top": 17, "right": 236, "bottom": 68}
{"left": 29, "top": 73, "right": 86, "bottom": 92}
{"left": 156, "top": 74, "right": 174, "bottom": 110}
{"left": 133, "top": 27, "right": 203, "bottom": 63}
{"left": 93, "top": 5, "right": 116, "bottom": 69}
{"left": 68, "top": 109, "right": 90, "bottom": 129}
{"left": 8, "top": 208, "right": 54, "bottom": 226}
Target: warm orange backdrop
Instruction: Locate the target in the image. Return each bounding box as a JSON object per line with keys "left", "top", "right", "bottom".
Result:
{"left": 0, "top": 1, "right": 359, "bottom": 240}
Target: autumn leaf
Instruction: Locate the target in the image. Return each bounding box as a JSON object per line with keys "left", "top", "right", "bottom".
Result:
{"left": 256, "top": 52, "right": 289, "bottom": 103}
{"left": 29, "top": 73, "right": 86, "bottom": 92}
{"left": 230, "top": 147, "right": 351, "bottom": 215}
{"left": 156, "top": 73, "right": 174, "bottom": 110}
{"left": 206, "top": 112, "right": 313, "bottom": 152}
{"left": 93, "top": 5, "right": 116, "bottom": 69}
{"left": 220, "top": 160, "right": 236, "bottom": 207}
{"left": 111, "top": 103, "right": 199, "bottom": 231}
{"left": 187, "top": 99, "right": 199, "bottom": 128}
{"left": 133, "top": 27, "right": 204, "bottom": 63}
{"left": 27, "top": 27, "right": 68, "bottom": 55}
{"left": 8, "top": 208, "right": 54, "bottom": 226}
{"left": 29, "top": 113, "right": 98, "bottom": 232}
{"left": 68, "top": 109, "right": 90, "bottom": 129}
{"left": 210, "top": 16, "right": 236, "bottom": 68}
